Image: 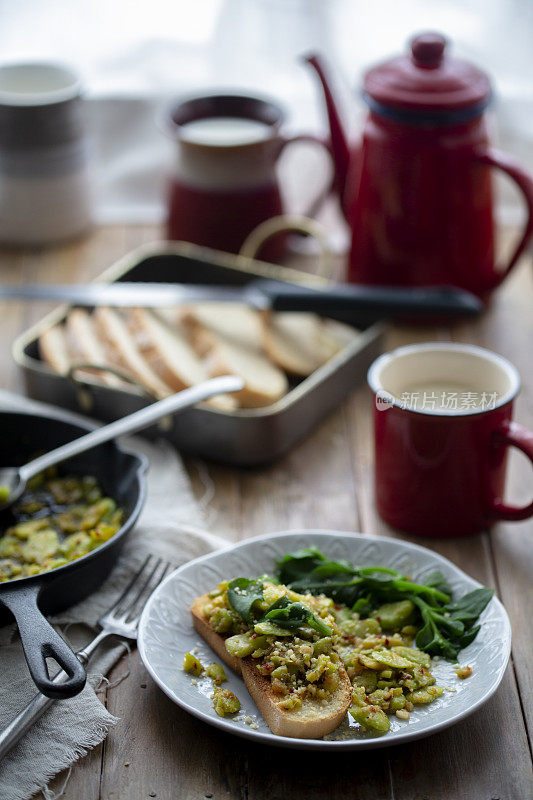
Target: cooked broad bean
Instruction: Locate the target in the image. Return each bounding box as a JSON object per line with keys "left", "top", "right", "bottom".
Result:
{"left": 0, "top": 473, "right": 123, "bottom": 582}
{"left": 371, "top": 600, "right": 415, "bottom": 631}
{"left": 183, "top": 652, "right": 205, "bottom": 677}
{"left": 206, "top": 663, "right": 227, "bottom": 684}
{"left": 213, "top": 688, "right": 240, "bottom": 717}
{"left": 349, "top": 704, "right": 390, "bottom": 733}
{"left": 225, "top": 633, "right": 268, "bottom": 658}
{"left": 405, "top": 686, "right": 444, "bottom": 704}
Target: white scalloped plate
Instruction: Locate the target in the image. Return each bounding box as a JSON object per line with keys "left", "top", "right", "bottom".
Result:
{"left": 138, "top": 531, "right": 511, "bottom": 750}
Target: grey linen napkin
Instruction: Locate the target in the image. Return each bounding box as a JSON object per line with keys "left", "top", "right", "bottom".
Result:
{"left": 0, "top": 391, "right": 226, "bottom": 800}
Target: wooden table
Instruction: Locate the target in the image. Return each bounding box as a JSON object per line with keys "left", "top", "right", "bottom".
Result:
{"left": 1, "top": 224, "right": 532, "bottom": 800}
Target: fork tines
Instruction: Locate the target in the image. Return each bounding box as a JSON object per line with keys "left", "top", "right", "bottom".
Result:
{"left": 107, "top": 555, "right": 173, "bottom": 623}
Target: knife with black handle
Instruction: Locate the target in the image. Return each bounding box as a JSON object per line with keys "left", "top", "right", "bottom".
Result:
{"left": 252, "top": 280, "right": 482, "bottom": 320}
{"left": 0, "top": 278, "right": 483, "bottom": 322}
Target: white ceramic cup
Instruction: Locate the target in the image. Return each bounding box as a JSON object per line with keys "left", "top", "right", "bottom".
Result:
{"left": 0, "top": 62, "right": 92, "bottom": 245}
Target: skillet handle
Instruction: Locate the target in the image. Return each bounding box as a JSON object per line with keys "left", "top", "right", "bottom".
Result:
{"left": 0, "top": 584, "right": 86, "bottom": 699}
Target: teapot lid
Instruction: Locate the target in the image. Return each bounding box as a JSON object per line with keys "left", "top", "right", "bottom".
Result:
{"left": 363, "top": 33, "right": 491, "bottom": 119}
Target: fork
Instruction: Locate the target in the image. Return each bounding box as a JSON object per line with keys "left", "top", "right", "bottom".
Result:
{"left": 0, "top": 555, "right": 173, "bottom": 760}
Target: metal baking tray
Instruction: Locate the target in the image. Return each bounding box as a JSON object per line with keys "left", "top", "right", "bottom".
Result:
{"left": 13, "top": 242, "right": 384, "bottom": 466}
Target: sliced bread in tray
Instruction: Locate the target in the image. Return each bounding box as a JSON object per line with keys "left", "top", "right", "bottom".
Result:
{"left": 178, "top": 302, "right": 264, "bottom": 354}
{"left": 125, "top": 308, "right": 238, "bottom": 411}
{"left": 203, "top": 336, "right": 288, "bottom": 408}
{"left": 93, "top": 307, "right": 172, "bottom": 399}
{"left": 65, "top": 308, "right": 125, "bottom": 387}
{"left": 172, "top": 303, "right": 288, "bottom": 408}
{"left": 261, "top": 313, "right": 357, "bottom": 377}
{"left": 39, "top": 297, "right": 355, "bottom": 412}
{"left": 38, "top": 324, "right": 72, "bottom": 376}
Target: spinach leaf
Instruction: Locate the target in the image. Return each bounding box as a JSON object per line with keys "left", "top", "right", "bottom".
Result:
{"left": 278, "top": 551, "right": 450, "bottom": 608}
{"left": 445, "top": 588, "right": 494, "bottom": 629}
{"left": 276, "top": 547, "right": 328, "bottom": 584}
{"left": 290, "top": 571, "right": 449, "bottom": 608}
{"left": 287, "top": 576, "right": 363, "bottom": 609}
{"left": 415, "top": 607, "right": 461, "bottom": 661}
{"left": 457, "top": 624, "right": 481, "bottom": 650}
{"left": 411, "top": 597, "right": 470, "bottom": 660}
{"left": 275, "top": 547, "right": 494, "bottom": 662}
{"left": 351, "top": 595, "right": 372, "bottom": 616}
{"left": 359, "top": 566, "right": 402, "bottom": 578}
{"left": 265, "top": 596, "right": 332, "bottom": 636}
{"left": 423, "top": 570, "right": 453, "bottom": 598}
{"left": 227, "top": 578, "right": 265, "bottom": 623}
{"left": 430, "top": 612, "right": 464, "bottom": 638}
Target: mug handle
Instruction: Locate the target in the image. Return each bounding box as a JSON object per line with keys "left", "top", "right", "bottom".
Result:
{"left": 473, "top": 147, "right": 533, "bottom": 291}
{"left": 277, "top": 134, "right": 334, "bottom": 218}
{"left": 490, "top": 420, "right": 533, "bottom": 521}
{"left": 239, "top": 214, "right": 333, "bottom": 278}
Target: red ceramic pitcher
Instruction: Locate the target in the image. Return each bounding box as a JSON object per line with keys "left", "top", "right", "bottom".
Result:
{"left": 306, "top": 33, "right": 533, "bottom": 297}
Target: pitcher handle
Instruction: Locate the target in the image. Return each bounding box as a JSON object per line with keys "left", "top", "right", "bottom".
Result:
{"left": 474, "top": 147, "right": 533, "bottom": 290}
{"left": 277, "top": 134, "right": 334, "bottom": 218}
{"left": 490, "top": 421, "right": 533, "bottom": 522}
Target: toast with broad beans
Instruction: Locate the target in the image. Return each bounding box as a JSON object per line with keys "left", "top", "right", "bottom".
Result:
{"left": 190, "top": 579, "right": 352, "bottom": 739}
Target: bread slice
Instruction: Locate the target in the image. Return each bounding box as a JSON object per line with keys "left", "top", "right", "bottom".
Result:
{"left": 322, "top": 318, "right": 360, "bottom": 348}
{"left": 176, "top": 302, "right": 288, "bottom": 407}
{"left": 126, "top": 308, "right": 207, "bottom": 391}
{"left": 191, "top": 595, "right": 352, "bottom": 739}
{"left": 125, "top": 308, "right": 238, "bottom": 412}
{"left": 203, "top": 336, "right": 288, "bottom": 408}
{"left": 93, "top": 307, "right": 172, "bottom": 399}
{"left": 65, "top": 308, "right": 125, "bottom": 388}
{"left": 261, "top": 312, "right": 356, "bottom": 377}
{"left": 179, "top": 303, "right": 264, "bottom": 354}
{"left": 39, "top": 325, "right": 71, "bottom": 375}
{"left": 191, "top": 596, "right": 243, "bottom": 674}
{"left": 241, "top": 652, "right": 352, "bottom": 739}
{"left": 171, "top": 304, "right": 287, "bottom": 408}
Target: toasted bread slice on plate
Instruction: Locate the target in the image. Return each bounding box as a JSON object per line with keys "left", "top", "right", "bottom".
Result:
{"left": 191, "top": 596, "right": 243, "bottom": 674}
{"left": 191, "top": 594, "right": 352, "bottom": 739}
{"left": 241, "top": 651, "right": 352, "bottom": 739}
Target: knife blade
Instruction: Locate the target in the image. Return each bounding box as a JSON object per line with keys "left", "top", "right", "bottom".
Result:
{"left": 0, "top": 279, "right": 483, "bottom": 321}
{"left": 0, "top": 282, "right": 267, "bottom": 308}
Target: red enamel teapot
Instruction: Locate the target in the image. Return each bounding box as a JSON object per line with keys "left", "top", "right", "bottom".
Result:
{"left": 306, "top": 33, "right": 533, "bottom": 297}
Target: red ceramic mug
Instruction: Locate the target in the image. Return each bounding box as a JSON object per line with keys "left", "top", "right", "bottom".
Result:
{"left": 161, "top": 94, "right": 331, "bottom": 257}
{"left": 368, "top": 343, "right": 533, "bottom": 537}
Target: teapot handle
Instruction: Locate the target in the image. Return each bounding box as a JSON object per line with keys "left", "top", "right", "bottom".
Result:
{"left": 473, "top": 147, "right": 533, "bottom": 290}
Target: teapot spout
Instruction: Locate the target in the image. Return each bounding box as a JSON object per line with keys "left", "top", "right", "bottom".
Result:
{"left": 303, "top": 53, "right": 351, "bottom": 214}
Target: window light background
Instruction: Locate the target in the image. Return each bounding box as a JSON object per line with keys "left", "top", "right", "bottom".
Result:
{"left": 1, "top": 0, "right": 532, "bottom": 228}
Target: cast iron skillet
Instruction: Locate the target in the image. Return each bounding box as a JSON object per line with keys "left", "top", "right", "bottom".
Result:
{"left": 0, "top": 410, "right": 147, "bottom": 699}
